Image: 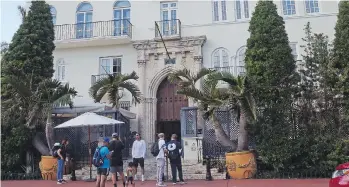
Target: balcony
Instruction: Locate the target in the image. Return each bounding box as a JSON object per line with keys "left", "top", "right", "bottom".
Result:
{"left": 54, "top": 19, "right": 133, "bottom": 49}
{"left": 212, "top": 66, "right": 246, "bottom": 76}
{"left": 155, "top": 19, "right": 181, "bottom": 41}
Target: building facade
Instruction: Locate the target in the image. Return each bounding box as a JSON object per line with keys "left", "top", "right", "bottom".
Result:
{"left": 46, "top": 0, "right": 339, "bottom": 144}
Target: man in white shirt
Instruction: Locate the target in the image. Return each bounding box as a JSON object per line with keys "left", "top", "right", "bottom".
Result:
{"left": 131, "top": 133, "right": 146, "bottom": 181}
{"left": 156, "top": 133, "right": 167, "bottom": 187}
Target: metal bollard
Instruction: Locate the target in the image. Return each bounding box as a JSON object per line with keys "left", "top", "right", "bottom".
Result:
{"left": 205, "top": 157, "right": 213, "bottom": 181}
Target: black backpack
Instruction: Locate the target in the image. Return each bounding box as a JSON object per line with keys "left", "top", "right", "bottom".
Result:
{"left": 167, "top": 142, "right": 180, "bottom": 160}
{"left": 150, "top": 141, "right": 160, "bottom": 157}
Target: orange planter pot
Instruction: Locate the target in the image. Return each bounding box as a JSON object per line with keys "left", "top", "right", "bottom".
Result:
{"left": 225, "top": 151, "right": 257, "bottom": 179}
{"left": 39, "top": 156, "right": 58, "bottom": 180}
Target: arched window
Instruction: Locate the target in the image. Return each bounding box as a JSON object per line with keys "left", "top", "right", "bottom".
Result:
{"left": 50, "top": 6, "right": 57, "bottom": 25}
{"left": 212, "top": 48, "right": 230, "bottom": 73}
{"left": 114, "top": 1, "right": 131, "bottom": 36}
{"left": 213, "top": 0, "right": 227, "bottom": 22}
{"left": 236, "top": 46, "right": 246, "bottom": 76}
{"left": 56, "top": 59, "right": 66, "bottom": 81}
{"left": 76, "top": 2, "right": 93, "bottom": 38}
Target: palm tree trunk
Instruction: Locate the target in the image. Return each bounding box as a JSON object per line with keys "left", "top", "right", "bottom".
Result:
{"left": 45, "top": 111, "right": 54, "bottom": 155}
{"left": 237, "top": 112, "right": 249, "bottom": 151}
{"left": 32, "top": 133, "right": 50, "bottom": 155}
{"left": 211, "top": 114, "right": 237, "bottom": 150}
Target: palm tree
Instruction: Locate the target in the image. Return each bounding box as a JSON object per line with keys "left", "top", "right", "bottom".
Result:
{"left": 178, "top": 70, "right": 257, "bottom": 151}
{"left": 207, "top": 72, "right": 257, "bottom": 151}
{"left": 2, "top": 75, "right": 77, "bottom": 155}
{"left": 89, "top": 71, "right": 141, "bottom": 108}
{"left": 177, "top": 75, "right": 237, "bottom": 149}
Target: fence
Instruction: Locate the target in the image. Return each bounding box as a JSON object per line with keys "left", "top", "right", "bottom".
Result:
{"left": 181, "top": 103, "right": 349, "bottom": 179}
{"left": 53, "top": 110, "right": 132, "bottom": 170}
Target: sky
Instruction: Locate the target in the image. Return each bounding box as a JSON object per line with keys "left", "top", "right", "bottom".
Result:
{"left": 1, "top": 0, "right": 26, "bottom": 43}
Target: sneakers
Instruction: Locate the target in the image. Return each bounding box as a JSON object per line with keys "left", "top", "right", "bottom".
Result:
{"left": 141, "top": 175, "right": 145, "bottom": 182}
{"left": 57, "top": 181, "right": 62, "bottom": 185}
{"left": 179, "top": 181, "right": 186, "bottom": 185}
{"left": 61, "top": 180, "right": 67, "bottom": 184}
{"left": 157, "top": 182, "right": 167, "bottom": 186}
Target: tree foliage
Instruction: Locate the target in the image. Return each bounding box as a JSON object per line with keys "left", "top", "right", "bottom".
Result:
{"left": 251, "top": 23, "right": 349, "bottom": 173}
{"left": 245, "top": 0, "right": 298, "bottom": 104}
{"left": 2, "top": 1, "right": 55, "bottom": 82}
{"left": 330, "top": 1, "right": 349, "bottom": 105}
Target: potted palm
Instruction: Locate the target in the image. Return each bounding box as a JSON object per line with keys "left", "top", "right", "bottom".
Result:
{"left": 171, "top": 68, "right": 257, "bottom": 179}
{"left": 3, "top": 75, "right": 77, "bottom": 180}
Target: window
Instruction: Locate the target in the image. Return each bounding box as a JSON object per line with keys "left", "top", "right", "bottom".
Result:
{"left": 236, "top": 47, "right": 246, "bottom": 76}
{"left": 236, "top": 0, "right": 249, "bottom": 20}
{"left": 212, "top": 48, "right": 230, "bottom": 72}
{"left": 160, "top": 2, "right": 178, "bottom": 36}
{"left": 76, "top": 2, "right": 93, "bottom": 38}
{"left": 56, "top": 59, "right": 66, "bottom": 81}
{"left": 305, "top": 0, "right": 319, "bottom": 13}
{"left": 99, "top": 57, "right": 122, "bottom": 75}
{"left": 213, "top": 0, "right": 227, "bottom": 22}
{"left": 282, "top": 0, "right": 296, "bottom": 15}
{"left": 114, "top": 0, "right": 131, "bottom": 36}
{"left": 50, "top": 6, "right": 57, "bottom": 25}
{"left": 290, "top": 43, "right": 298, "bottom": 60}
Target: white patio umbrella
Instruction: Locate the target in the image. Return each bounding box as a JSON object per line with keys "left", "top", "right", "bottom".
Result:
{"left": 54, "top": 112, "right": 124, "bottom": 181}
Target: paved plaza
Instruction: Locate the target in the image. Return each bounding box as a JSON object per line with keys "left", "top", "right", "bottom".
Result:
{"left": 2, "top": 179, "right": 330, "bottom": 187}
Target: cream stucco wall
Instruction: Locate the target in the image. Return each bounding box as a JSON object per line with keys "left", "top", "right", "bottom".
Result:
{"left": 44, "top": 0, "right": 340, "bottom": 142}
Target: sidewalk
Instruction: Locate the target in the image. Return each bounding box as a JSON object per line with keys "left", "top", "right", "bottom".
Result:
{"left": 1, "top": 179, "right": 329, "bottom": 187}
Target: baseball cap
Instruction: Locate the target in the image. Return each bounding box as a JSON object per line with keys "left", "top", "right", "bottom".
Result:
{"left": 112, "top": 133, "right": 118, "bottom": 138}
{"left": 103, "top": 137, "right": 110, "bottom": 143}
{"left": 54, "top": 142, "right": 61, "bottom": 146}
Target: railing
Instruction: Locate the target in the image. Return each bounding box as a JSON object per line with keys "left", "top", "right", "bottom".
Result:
{"left": 155, "top": 19, "right": 181, "bottom": 38}
{"left": 211, "top": 66, "right": 246, "bottom": 76}
{"left": 91, "top": 73, "right": 120, "bottom": 85}
{"left": 54, "top": 19, "right": 132, "bottom": 41}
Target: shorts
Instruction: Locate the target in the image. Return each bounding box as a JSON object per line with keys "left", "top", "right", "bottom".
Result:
{"left": 126, "top": 176, "right": 134, "bottom": 184}
{"left": 97, "top": 168, "right": 109, "bottom": 176}
{"left": 110, "top": 166, "right": 123, "bottom": 174}
{"left": 133, "top": 158, "right": 144, "bottom": 168}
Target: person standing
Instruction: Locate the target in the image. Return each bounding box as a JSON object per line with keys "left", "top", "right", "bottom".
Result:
{"left": 167, "top": 134, "right": 185, "bottom": 185}
{"left": 96, "top": 138, "right": 111, "bottom": 187}
{"left": 156, "top": 133, "right": 167, "bottom": 187}
{"left": 53, "top": 142, "right": 65, "bottom": 184}
{"left": 131, "top": 133, "right": 146, "bottom": 181}
{"left": 109, "top": 133, "right": 126, "bottom": 187}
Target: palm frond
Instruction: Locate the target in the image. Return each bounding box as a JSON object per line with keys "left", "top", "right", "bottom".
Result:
{"left": 119, "top": 81, "right": 141, "bottom": 105}
{"left": 89, "top": 77, "right": 111, "bottom": 102}
{"left": 121, "top": 71, "right": 139, "bottom": 82}
{"left": 193, "top": 68, "right": 216, "bottom": 82}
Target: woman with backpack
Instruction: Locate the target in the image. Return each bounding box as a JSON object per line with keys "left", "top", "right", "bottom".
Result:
{"left": 52, "top": 142, "right": 65, "bottom": 184}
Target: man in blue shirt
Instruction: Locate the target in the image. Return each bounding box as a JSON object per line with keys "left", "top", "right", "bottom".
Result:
{"left": 96, "top": 137, "right": 111, "bottom": 187}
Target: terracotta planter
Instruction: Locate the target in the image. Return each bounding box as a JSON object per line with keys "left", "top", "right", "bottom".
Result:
{"left": 225, "top": 151, "right": 257, "bottom": 179}
{"left": 39, "top": 156, "right": 57, "bottom": 180}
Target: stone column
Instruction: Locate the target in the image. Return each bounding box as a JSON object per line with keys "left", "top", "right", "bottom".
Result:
{"left": 137, "top": 60, "right": 146, "bottom": 135}
{"left": 193, "top": 55, "right": 204, "bottom": 133}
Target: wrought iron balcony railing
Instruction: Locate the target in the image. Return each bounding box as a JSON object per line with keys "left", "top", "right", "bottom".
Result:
{"left": 211, "top": 66, "right": 246, "bottom": 76}
{"left": 91, "top": 73, "right": 120, "bottom": 85}
{"left": 155, "top": 19, "right": 181, "bottom": 38}
{"left": 54, "top": 19, "right": 132, "bottom": 41}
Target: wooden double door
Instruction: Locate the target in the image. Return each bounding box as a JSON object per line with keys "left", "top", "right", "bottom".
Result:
{"left": 156, "top": 77, "right": 188, "bottom": 140}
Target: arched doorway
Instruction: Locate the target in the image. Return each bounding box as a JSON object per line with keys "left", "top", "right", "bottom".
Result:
{"left": 156, "top": 77, "right": 188, "bottom": 141}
